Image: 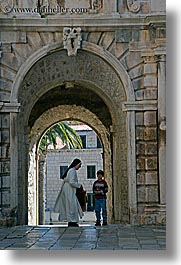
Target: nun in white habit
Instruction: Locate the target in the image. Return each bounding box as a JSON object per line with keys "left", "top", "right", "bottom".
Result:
{"left": 54, "top": 158, "right": 83, "bottom": 227}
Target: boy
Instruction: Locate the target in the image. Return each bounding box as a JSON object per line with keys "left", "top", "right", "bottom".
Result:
{"left": 93, "top": 170, "right": 108, "bottom": 226}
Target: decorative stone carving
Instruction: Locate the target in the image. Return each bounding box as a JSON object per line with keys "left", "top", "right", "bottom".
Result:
{"left": 126, "top": 0, "right": 140, "bottom": 13}
{"left": 63, "top": 27, "right": 82, "bottom": 56}
{"left": 159, "top": 120, "right": 166, "bottom": 131}
{"left": 0, "top": 0, "right": 13, "bottom": 13}
{"left": 90, "top": 0, "right": 102, "bottom": 12}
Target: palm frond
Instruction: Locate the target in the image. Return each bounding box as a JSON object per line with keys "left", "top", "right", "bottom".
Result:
{"left": 38, "top": 121, "right": 83, "bottom": 154}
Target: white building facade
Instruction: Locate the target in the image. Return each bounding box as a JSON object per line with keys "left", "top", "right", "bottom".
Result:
{"left": 45, "top": 125, "right": 103, "bottom": 214}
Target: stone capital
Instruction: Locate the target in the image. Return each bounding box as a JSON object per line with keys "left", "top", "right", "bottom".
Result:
{"left": 122, "top": 100, "right": 158, "bottom": 112}
{"left": 0, "top": 102, "right": 20, "bottom": 113}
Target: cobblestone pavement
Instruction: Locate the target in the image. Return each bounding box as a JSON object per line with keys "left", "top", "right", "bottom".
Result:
{"left": 0, "top": 224, "right": 166, "bottom": 250}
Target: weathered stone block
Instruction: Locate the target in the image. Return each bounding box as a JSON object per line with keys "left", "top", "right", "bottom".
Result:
{"left": 144, "top": 88, "right": 158, "bottom": 100}
{"left": 144, "top": 127, "right": 157, "bottom": 141}
{"left": 115, "top": 29, "right": 132, "bottom": 43}
{"left": 1, "top": 53, "right": 22, "bottom": 73}
{"left": 1, "top": 175, "right": 10, "bottom": 188}
{"left": 27, "top": 32, "right": 44, "bottom": 50}
{"left": 137, "top": 186, "right": 145, "bottom": 202}
{"left": 144, "top": 63, "right": 157, "bottom": 74}
{"left": 65, "top": 0, "right": 90, "bottom": 8}
{"left": 137, "top": 172, "right": 145, "bottom": 185}
{"left": 0, "top": 91, "right": 11, "bottom": 102}
{"left": 1, "top": 44, "right": 11, "bottom": 53}
{"left": 144, "top": 111, "right": 157, "bottom": 126}
{"left": 135, "top": 89, "right": 144, "bottom": 100}
{"left": 0, "top": 144, "right": 10, "bottom": 158}
{"left": 0, "top": 79, "right": 12, "bottom": 92}
{"left": 1, "top": 161, "right": 10, "bottom": 173}
{"left": 136, "top": 112, "right": 144, "bottom": 126}
{"left": 144, "top": 75, "right": 157, "bottom": 87}
{"left": 145, "top": 171, "right": 158, "bottom": 185}
{"left": 1, "top": 66, "right": 16, "bottom": 82}
{"left": 124, "top": 51, "right": 142, "bottom": 71}
{"left": 136, "top": 142, "right": 145, "bottom": 155}
{"left": 100, "top": 32, "right": 115, "bottom": 49}
{"left": 146, "top": 186, "right": 159, "bottom": 202}
{"left": 1, "top": 114, "right": 10, "bottom": 128}
{"left": 2, "top": 190, "right": 10, "bottom": 205}
{"left": 114, "top": 43, "right": 128, "bottom": 59}
{"left": 88, "top": 32, "right": 102, "bottom": 44}
{"left": 136, "top": 157, "right": 145, "bottom": 170}
{"left": 39, "top": 32, "right": 54, "bottom": 45}
{"left": 145, "top": 143, "right": 157, "bottom": 155}
{"left": 0, "top": 31, "right": 26, "bottom": 43}
{"left": 1, "top": 130, "right": 10, "bottom": 143}
{"left": 136, "top": 127, "right": 144, "bottom": 140}
{"left": 151, "top": 0, "right": 166, "bottom": 12}
{"left": 129, "top": 65, "right": 143, "bottom": 80}
{"left": 12, "top": 43, "right": 33, "bottom": 61}
{"left": 145, "top": 157, "right": 157, "bottom": 170}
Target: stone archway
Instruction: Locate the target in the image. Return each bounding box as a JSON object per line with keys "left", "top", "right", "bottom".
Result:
{"left": 29, "top": 105, "right": 112, "bottom": 225}
{"left": 10, "top": 44, "right": 136, "bottom": 225}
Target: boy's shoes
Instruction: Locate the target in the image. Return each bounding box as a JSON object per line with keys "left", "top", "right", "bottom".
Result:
{"left": 102, "top": 222, "right": 108, "bottom": 225}
{"left": 68, "top": 222, "right": 79, "bottom": 227}
{"left": 95, "top": 221, "right": 101, "bottom": 226}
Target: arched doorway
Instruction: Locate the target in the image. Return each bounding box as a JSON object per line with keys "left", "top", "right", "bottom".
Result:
{"left": 36, "top": 120, "right": 105, "bottom": 225}
{"left": 29, "top": 103, "right": 112, "bottom": 225}
{"left": 10, "top": 44, "right": 135, "bottom": 225}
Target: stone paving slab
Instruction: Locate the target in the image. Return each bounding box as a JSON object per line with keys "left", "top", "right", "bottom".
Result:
{"left": 0, "top": 224, "right": 166, "bottom": 250}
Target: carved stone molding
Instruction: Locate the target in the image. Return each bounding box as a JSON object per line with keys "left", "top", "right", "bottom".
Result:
{"left": 0, "top": 0, "right": 13, "bottom": 14}
{"left": 126, "top": 0, "right": 140, "bottom": 13}
{"left": 122, "top": 100, "right": 158, "bottom": 111}
{"left": 63, "top": 27, "right": 82, "bottom": 56}
{"left": 0, "top": 102, "right": 20, "bottom": 112}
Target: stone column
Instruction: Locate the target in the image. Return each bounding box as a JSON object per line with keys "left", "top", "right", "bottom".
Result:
{"left": 127, "top": 111, "right": 137, "bottom": 222}
{"left": 0, "top": 103, "right": 20, "bottom": 225}
{"left": 10, "top": 112, "right": 19, "bottom": 209}
{"left": 123, "top": 101, "right": 158, "bottom": 224}
{"left": 38, "top": 153, "right": 46, "bottom": 225}
{"left": 156, "top": 52, "right": 166, "bottom": 206}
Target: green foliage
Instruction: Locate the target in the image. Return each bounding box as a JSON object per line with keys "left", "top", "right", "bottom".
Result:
{"left": 39, "top": 121, "right": 83, "bottom": 154}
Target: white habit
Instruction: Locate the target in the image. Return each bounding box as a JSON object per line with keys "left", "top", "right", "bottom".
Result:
{"left": 54, "top": 168, "right": 83, "bottom": 222}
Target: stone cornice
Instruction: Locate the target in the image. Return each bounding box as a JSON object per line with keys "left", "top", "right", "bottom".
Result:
{"left": 0, "top": 15, "right": 166, "bottom": 31}
{"left": 122, "top": 100, "right": 157, "bottom": 111}
{"left": 0, "top": 102, "right": 20, "bottom": 112}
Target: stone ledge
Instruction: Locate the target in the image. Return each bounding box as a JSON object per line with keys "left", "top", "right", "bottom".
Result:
{"left": 0, "top": 102, "right": 20, "bottom": 112}
{"left": 0, "top": 15, "right": 166, "bottom": 31}
{"left": 122, "top": 100, "right": 157, "bottom": 111}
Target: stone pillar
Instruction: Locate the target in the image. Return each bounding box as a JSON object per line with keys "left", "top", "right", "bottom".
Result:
{"left": 156, "top": 52, "right": 166, "bottom": 206}
{"left": 0, "top": 103, "right": 20, "bottom": 226}
{"left": 123, "top": 100, "right": 158, "bottom": 224}
{"left": 38, "top": 153, "right": 46, "bottom": 225}
{"left": 10, "top": 112, "right": 19, "bottom": 209}
{"left": 127, "top": 111, "right": 137, "bottom": 222}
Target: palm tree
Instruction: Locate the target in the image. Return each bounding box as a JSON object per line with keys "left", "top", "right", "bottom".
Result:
{"left": 39, "top": 121, "right": 83, "bottom": 154}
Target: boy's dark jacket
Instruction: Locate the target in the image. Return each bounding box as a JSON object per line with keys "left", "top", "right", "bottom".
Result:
{"left": 93, "top": 179, "right": 108, "bottom": 199}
